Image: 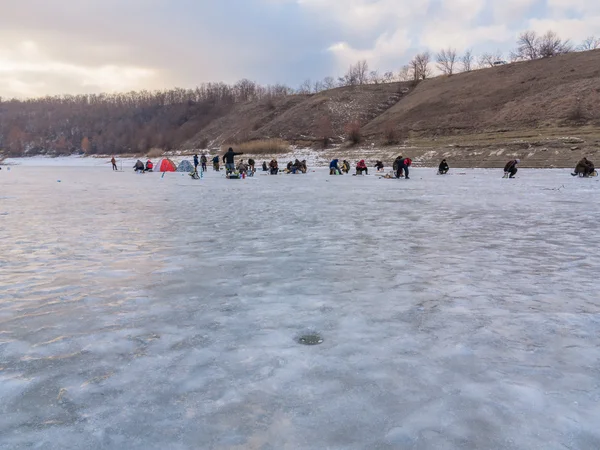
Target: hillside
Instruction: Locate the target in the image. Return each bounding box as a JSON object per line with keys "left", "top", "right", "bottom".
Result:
{"left": 183, "top": 50, "right": 600, "bottom": 150}
{"left": 2, "top": 50, "right": 600, "bottom": 167}
{"left": 184, "top": 82, "right": 410, "bottom": 148}
{"left": 362, "top": 49, "right": 600, "bottom": 138}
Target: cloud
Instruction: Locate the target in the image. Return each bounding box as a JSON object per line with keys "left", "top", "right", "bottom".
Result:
{"left": 328, "top": 29, "right": 413, "bottom": 70}
{"left": 0, "top": 0, "right": 598, "bottom": 98}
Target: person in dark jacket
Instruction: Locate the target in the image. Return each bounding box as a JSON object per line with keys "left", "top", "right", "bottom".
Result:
{"left": 397, "top": 157, "right": 412, "bottom": 179}
{"left": 438, "top": 159, "right": 449, "bottom": 175}
{"left": 223, "top": 148, "right": 243, "bottom": 174}
{"left": 291, "top": 159, "right": 302, "bottom": 174}
{"left": 504, "top": 159, "right": 520, "bottom": 178}
{"left": 133, "top": 160, "right": 145, "bottom": 172}
{"left": 248, "top": 158, "right": 255, "bottom": 173}
{"left": 330, "top": 159, "right": 341, "bottom": 175}
{"left": 200, "top": 154, "right": 207, "bottom": 172}
{"left": 299, "top": 160, "right": 308, "bottom": 173}
{"left": 262, "top": 161, "right": 268, "bottom": 171}
{"left": 193, "top": 154, "right": 199, "bottom": 174}
{"left": 212, "top": 155, "right": 220, "bottom": 171}
{"left": 111, "top": 156, "right": 118, "bottom": 171}
{"left": 393, "top": 155, "right": 403, "bottom": 178}
{"left": 375, "top": 161, "right": 384, "bottom": 171}
{"left": 573, "top": 157, "right": 595, "bottom": 177}
{"left": 269, "top": 159, "right": 279, "bottom": 175}
{"left": 356, "top": 159, "right": 368, "bottom": 175}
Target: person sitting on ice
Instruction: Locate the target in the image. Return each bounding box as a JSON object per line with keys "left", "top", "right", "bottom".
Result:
{"left": 133, "top": 160, "right": 145, "bottom": 173}
{"left": 269, "top": 159, "right": 279, "bottom": 175}
{"left": 262, "top": 161, "right": 268, "bottom": 171}
{"left": 341, "top": 160, "right": 350, "bottom": 174}
{"left": 145, "top": 160, "right": 154, "bottom": 172}
{"left": 299, "top": 160, "right": 308, "bottom": 173}
{"left": 573, "top": 157, "right": 595, "bottom": 177}
{"left": 330, "top": 159, "right": 342, "bottom": 175}
{"left": 503, "top": 159, "right": 520, "bottom": 178}
{"left": 393, "top": 155, "right": 404, "bottom": 177}
{"left": 356, "top": 160, "right": 368, "bottom": 175}
{"left": 289, "top": 159, "right": 304, "bottom": 174}
{"left": 438, "top": 159, "right": 449, "bottom": 175}
{"left": 237, "top": 160, "right": 248, "bottom": 174}
{"left": 375, "top": 161, "right": 384, "bottom": 171}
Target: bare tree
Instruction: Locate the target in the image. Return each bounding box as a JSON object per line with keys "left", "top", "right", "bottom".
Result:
{"left": 398, "top": 65, "right": 411, "bottom": 81}
{"left": 369, "top": 70, "right": 382, "bottom": 84}
{"left": 579, "top": 36, "right": 600, "bottom": 51}
{"left": 460, "top": 49, "right": 474, "bottom": 72}
{"left": 477, "top": 52, "right": 496, "bottom": 68}
{"left": 322, "top": 76, "right": 336, "bottom": 90}
{"left": 538, "top": 31, "right": 572, "bottom": 58}
{"left": 355, "top": 60, "right": 369, "bottom": 85}
{"left": 509, "top": 50, "right": 523, "bottom": 63}
{"left": 317, "top": 115, "right": 333, "bottom": 148}
{"left": 410, "top": 52, "right": 431, "bottom": 81}
{"left": 516, "top": 30, "right": 539, "bottom": 60}
{"left": 436, "top": 48, "right": 458, "bottom": 75}
{"left": 313, "top": 80, "right": 324, "bottom": 93}
{"left": 382, "top": 71, "right": 395, "bottom": 83}
{"left": 297, "top": 79, "right": 312, "bottom": 94}
{"left": 515, "top": 30, "right": 571, "bottom": 60}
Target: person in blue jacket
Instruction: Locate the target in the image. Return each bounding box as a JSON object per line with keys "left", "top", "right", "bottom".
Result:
{"left": 193, "top": 154, "right": 199, "bottom": 174}
{"left": 330, "top": 159, "right": 341, "bottom": 175}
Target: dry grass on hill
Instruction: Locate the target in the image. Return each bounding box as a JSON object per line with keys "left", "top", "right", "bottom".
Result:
{"left": 221, "top": 139, "right": 290, "bottom": 155}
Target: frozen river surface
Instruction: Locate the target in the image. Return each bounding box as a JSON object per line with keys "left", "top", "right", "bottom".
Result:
{"left": 1, "top": 163, "right": 600, "bottom": 449}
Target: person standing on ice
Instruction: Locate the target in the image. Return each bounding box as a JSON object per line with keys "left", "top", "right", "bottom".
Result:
{"left": 393, "top": 155, "right": 403, "bottom": 177}
{"left": 193, "top": 154, "right": 199, "bottom": 174}
{"left": 111, "top": 156, "right": 118, "bottom": 171}
{"left": 212, "top": 155, "right": 220, "bottom": 171}
{"left": 397, "top": 157, "right": 412, "bottom": 179}
{"left": 503, "top": 159, "right": 519, "bottom": 178}
{"left": 223, "top": 147, "right": 243, "bottom": 174}
{"left": 200, "top": 154, "right": 208, "bottom": 172}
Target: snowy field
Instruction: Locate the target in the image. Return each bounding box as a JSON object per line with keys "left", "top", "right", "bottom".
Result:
{"left": 1, "top": 161, "right": 600, "bottom": 449}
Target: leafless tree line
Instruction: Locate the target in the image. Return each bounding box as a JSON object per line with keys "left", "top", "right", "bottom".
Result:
{"left": 1, "top": 30, "right": 598, "bottom": 156}
{"left": 302, "top": 31, "right": 599, "bottom": 92}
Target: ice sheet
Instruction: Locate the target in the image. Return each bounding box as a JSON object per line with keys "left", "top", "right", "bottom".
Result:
{"left": 1, "top": 165, "right": 599, "bottom": 449}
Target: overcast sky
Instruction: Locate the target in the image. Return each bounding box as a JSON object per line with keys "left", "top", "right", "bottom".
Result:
{"left": 0, "top": 0, "right": 598, "bottom": 98}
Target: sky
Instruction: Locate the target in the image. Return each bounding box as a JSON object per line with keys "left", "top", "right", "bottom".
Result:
{"left": 0, "top": 0, "right": 599, "bottom": 98}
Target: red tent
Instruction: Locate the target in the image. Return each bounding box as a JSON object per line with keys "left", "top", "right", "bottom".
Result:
{"left": 157, "top": 159, "right": 177, "bottom": 172}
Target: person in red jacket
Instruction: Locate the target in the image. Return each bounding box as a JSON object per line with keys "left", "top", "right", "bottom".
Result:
{"left": 356, "top": 159, "right": 368, "bottom": 175}
{"left": 145, "top": 160, "right": 153, "bottom": 172}
{"left": 397, "top": 157, "right": 412, "bottom": 179}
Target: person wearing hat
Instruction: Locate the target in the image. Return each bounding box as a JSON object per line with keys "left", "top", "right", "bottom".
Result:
{"left": 504, "top": 159, "right": 520, "bottom": 178}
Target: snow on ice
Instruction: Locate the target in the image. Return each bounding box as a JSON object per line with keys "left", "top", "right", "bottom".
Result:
{"left": 1, "top": 161, "right": 600, "bottom": 449}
